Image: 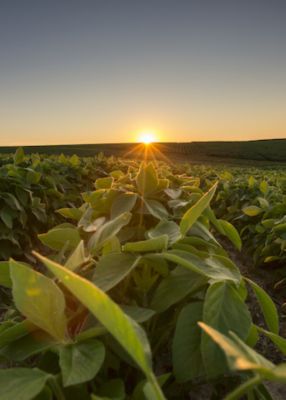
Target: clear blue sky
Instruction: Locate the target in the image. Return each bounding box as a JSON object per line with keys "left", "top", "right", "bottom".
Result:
{"left": 0, "top": 0, "right": 286, "bottom": 145}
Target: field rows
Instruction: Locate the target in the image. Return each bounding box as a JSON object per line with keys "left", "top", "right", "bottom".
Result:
{"left": 0, "top": 148, "right": 285, "bottom": 399}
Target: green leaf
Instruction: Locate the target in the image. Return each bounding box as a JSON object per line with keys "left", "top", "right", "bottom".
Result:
{"left": 14, "top": 147, "right": 25, "bottom": 165}
{"left": 10, "top": 260, "right": 67, "bottom": 341}
{"left": 143, "top": 199, "right": 169, "bottom": 220}
{"left": 0, "top": 261, "right": 12, "bottom": 288}
{"left": 95, "top": 177, "right": 114, "bottom": 189}
{"left": 173, "top": 302, "right": 205, "bottom": 382}
{"left": 248, "top": 176, "right": 256, "bottom": 188}
{"left": 123, "top": 235, "right": 168, "bottom": 253}
{"left": 199, "top": 322, "right": 273, "bottom": 373}
{"left": 180, "top": 182, "right": 218, "bottom": 235}
{"left": 26, "top": 170, "right": 41, "bottom": 184}
{"left": 120, "top": 305, "right": 155, "bottom": 323}
{"left": 260, "top": 181, "right": 268, "bottom": 194}
{"left": 246, "top": 324, "right": 259, "bottom": 347}
{"left": 0, "top": 368, "right": 50, "bottom": 400}
{"left": 147, "top": 220, "right": 181, "bottom": 245}
{"left": 151, "top": 266, "right": 207, "bottom": 312}
{"left": 0, "top": 320, "right": 36, "bottom": 348}
{"left": 88, "top": 212, "right": 131, "bottom": 254}
{"left": 38, "top": 228, "right": 81, "bottom": 251}
{"left": 60, "top": 339, "right": 105, "bottom": 387}
{"left": 218, "top": 219, "right": 242, "bottom": 251}
{"left": 57, "top": 208, "right": 83, "bottom": 221}
{"left": 34, "top": 252, "right": 165, "bottom": 399}
{"left": 65, "top": 241, "right": 88, "bottom": 271}
{"left": 93, "top": 253, "right": 141, "bottom": 292}
{"left": 0, "top": 208, "right": 13, "bottom": 229}
{"left": 201, "top": 281, "right": 252, "bottom": 378}
{"left": 136, "top": 163, "right": 158, "bottom": 197}
{"left": 0, "top": 331, "right": 54, "bottom": 362}
{"left": 242, "top": 206, "right": 263, "bottom": 217}
{"left": 273, "top": 223, "right": 286, "bottom": 239}
{"left": 162, "top": 250, "right": 240, "bottom": 283}
{"left": 245, "top": 278, "right": 279, "bottom": 335}
{"left": 111, "top": 192, "right": 137, "bottom": 219}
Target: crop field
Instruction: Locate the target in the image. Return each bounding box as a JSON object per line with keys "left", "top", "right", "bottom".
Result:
{"left": 0, "top": 147, "right": 286, "bottom": 399}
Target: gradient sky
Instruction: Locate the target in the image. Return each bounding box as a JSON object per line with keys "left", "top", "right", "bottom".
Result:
{"left": 1, "top": 0, "right": 286, "bottom": 145}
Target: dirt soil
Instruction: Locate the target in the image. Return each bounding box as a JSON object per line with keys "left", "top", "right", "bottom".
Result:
{"left": 224, "top": 240, "right": 286, "bottom": 400}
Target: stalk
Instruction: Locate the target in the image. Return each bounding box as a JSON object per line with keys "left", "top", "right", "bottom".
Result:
{"left": 148, "top": 374, "right": 166, "bottom": 400}
{"left": 49, "top": 377, "right": 66, "bottom": 400}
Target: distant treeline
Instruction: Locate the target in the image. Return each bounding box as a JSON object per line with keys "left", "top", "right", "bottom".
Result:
{"left": 0, "top": 139, "right": 286, "bottom": 163}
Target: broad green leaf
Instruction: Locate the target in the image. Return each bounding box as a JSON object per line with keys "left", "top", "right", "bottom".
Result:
{"left": 95, "top": 177, "right": 114, "bottom": 189}
{"left": 93, "top": 253, "right": 141, "bottom": 291}
{"left": 70, "top": 154, "right": 80, "bottom": 166}
{"left": 273, "top": 223, "right": 286, "bottom": 239}
{"left": 102, "top": 236, "right": 121, "bottom": 255}
{"left": 246, "top": 324, "right": 259, "bottom": 347}
{"left": 10, "top": 260, "right": 67, "bottom": 342}
{"left": 202, "top": 281, "right": 252, "bottom": 378}
{"left": 14, "top": 147, "right": 25, "bottom": 164}
{"left": 120, "top": 305, "right": 155, "bottom": 323}
{"left": 143, "top": 199, "right": 169, "bottom": 220}
{"left": 34, "top": 253, "right": 165, "bottom": 399}
{"left": 88, "top": 212, "right": 131, "bottom": 254}
{"left": 142, "top": 253, "right": 169, "bottom": 277}
{"left": 34, "top": 386, "right": 53, "bottom": 400}
{"left": 173, "top": 302, "right": 205, "bottom": 382}
{"left": 60, "top": 339, "right": 105, "bottom": 386}
{"left": 26, "top": 170, "right": 41, "bottom": 184}
{"left": 257, "top": 197, "right": 269, "bottom": 209}
{"left": 218, "top": 219, "right": 242, "bottom": 251}
{"left": 0, "top": 208, "right": 13, "bottom": 229}
{"left": 157, "top": 178, "right": 169, "bottom": 191}
{"left": 248, "top": 176, "right": 256, "bottom": 188}
{"left": 199, "top": 322, "right": 273, "bottom": 372}
{"left": 151, "top": 266, "right": 207, "bottom": 312}
{"left": 0, "top": 261, "right": 12, "bottom": 287}
{"left": 180, "top": 182, "right": 217, "bottom": 235}
{"left": 38, "top": 228, "right": 81, "bottom": 251}
{"left": 110, "top": 170, "right": 125, "bottom": 179}
{"left": 136, "top": 163, "right": 158, "bottom": 197}
{"left": 162, "top": 250, "right": 240, "bottom": 283}
{"left": 111, "top": 192, "right": 137, "bottom": 219}
{"left": 0, "top": 320, "right": 36, "bottom": 348}
{"left": 65, "top": 241, "right": 88, "bottom": 271}
{"left": 57, "top": 208, "right": 83, "bottom": 221}
{"left": 147, "top": 220, "right": 181, "bottom": 245}
{"left": 164, "top": 188, "right": 182, "bottom": 199}
{"left": 245, "top": 278, "right": 279, "bottom": 334}
{"left": 0, "top": 331, "right": 54, "bottom": 362}
{"left": 123, "top": 235, "right": 168, "bottom": 253}
{"left": 242, "top": 206, "right": 262, "bottom": 217}
{"left": 0, "top": 368, "right": 50, "bottom": 400}
{"left": 260, "top": 181, "right": 268, "bottom": 194}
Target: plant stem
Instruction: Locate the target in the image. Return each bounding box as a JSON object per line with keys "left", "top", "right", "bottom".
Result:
{"left": 49, "top": 377, "right": 66, "bottom": 400}
{"left": 224, "top": 375, "right": 262, "bottom": 400}
{"left": 148, "top": 374, "right": 166, "bottom": 400}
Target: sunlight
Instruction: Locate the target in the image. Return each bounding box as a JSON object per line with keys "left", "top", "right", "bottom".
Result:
{"left": 137, "top": 130, "right": 157, "bottom": 145}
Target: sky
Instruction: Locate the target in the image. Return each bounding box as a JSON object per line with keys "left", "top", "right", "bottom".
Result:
{"left": 0, "top": 0, "right": 286, "bottom": 145}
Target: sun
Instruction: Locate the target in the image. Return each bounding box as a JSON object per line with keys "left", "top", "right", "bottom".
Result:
{"left": 138, "top": 130, "right": 157, "bottom": 145}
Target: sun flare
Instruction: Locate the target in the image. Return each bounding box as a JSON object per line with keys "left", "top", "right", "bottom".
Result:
{"left": 138, "top": 130, "right": 157, "bottom": 145}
